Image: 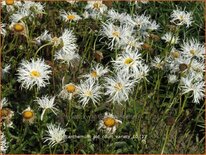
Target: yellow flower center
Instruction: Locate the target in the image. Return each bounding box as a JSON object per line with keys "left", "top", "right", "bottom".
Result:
{"left": 91, "top": 71, "right": 98, "bottom": 78}
{"left": 190, "top": 49, "right": 195, "bottom": 55}
{"left": 103, "top": 117, "right": 116, "bottom": 127}
{"left": 67, "top": 15, "right": 75, "bottom": 20}
{"left": 85, "top": 91, "right": 92, "bottom": 97}
{"left": 114, "top": 82, "right": 123, "bottom": 91}
{"left": 180, "top": 15, "right": 184, "bottom": 21}
{"left": 128, "top": 41, "right": 135, "bottom": 47}
{"left": 30, "top": 70, "right": 41, "bottom": 78}
{"left": 93, "top": 2, "right": 101, "bottom": 10}
{"left": 6, "top": 0, "right": 14, "bottom": 5}
{"left": 23, "top": 111, "right": 34, "bottom": 119}
{"left": 112, "top": 31, "right": 120, "bottom": 38}
{"left": 66, "top": 84, "right": 76, "bottom": 93}
{"left": 171, "top": 51, "right": 180, "bottom": 58}
{"left": 124, "top": 58, "right": 134, "bottom": 65}
{"left": 13, "top": 23, "right": 24, "bottom": 32}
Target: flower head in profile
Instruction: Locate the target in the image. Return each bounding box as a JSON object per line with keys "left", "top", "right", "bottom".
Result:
{"left": 161, "top": 32, "right": 179, "bottom": 45}
{"left": 77, "top": 79, "right": 102, "bottom": 107}
{"left": 1, "top": 23, "right": 6, "bottom": 37}
{"left": 54, "top": 51, "right": 80, "bottom": 67}
{"left": 22, "top": 106, "right": 35, "bottom": 124}
{"left": 35, "top": 30, "right": 52, "bottom": 45}
{"left": 170, "top": 7, "right": 193, "bottom": 27}
{"left": 48, "top": 29, "right": 77, "bottom": 55}
{"left": 98, "top": 112, "right": 122, "bottom": 134}
{"left": 151, "top": 56, "right": 165, "bottom": 70}
{"left": 180, "top": 76, "right": 205, "bottom": 104}
{"left": 82, "top": 64, "right": 109, "bottom": 80}
{"left": 9, "top": 21, "right": 28, "bottom": 37}
{"left": 85, "top": 1, "right": 107, "bottom": 14}
{"left": 44, "top": 124, "right": 67, "bottom": 147}
{"left": 0, "top": 98, "right": 14, "bottom": 128}
{"left": 134, "top": 64, "right": 150, "bottom": 81}
{"left": 36, "top": 96, "right": 58, "bottom": 120}
{"left": 60, "top": 10, "right": 82, "bottom": 22}
{"left": 59, "top": 81, "right": 78, "bottom": 100}
{"left": 17, "top": 58, "right": 52, "bottom": 90}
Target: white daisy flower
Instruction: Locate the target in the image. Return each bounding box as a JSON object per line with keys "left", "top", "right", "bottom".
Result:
{"left": 190, "top": 59, "right": 205, "bottom": 74}
{"left": 151, "top": 56, "right": 165, "bottom": 70}
{"left": 104, "top": 73, "right": 135, "bottom": 104}
{"left": 0, "top": 133, "right": 8, "bottom": 153}
{"left": 77, "top": 79, "right": 102, "bottom": 107}
{"left": 2, "top": 64, "right": 10, "bottom": 78}
{"left": 180, "top": 77, "right": 205, "bottom": 104}
{"left": 85, "top": 1, "right": 107, "bottom": 14}
{"left": 59, "top": 82, "right": 78, "bottom": 100}
{"left": 65, "top": 0, "right": 77, "bottom": 4}
{"left": 181, "top": 38, "right": 205, "bottom": 59}
{"left": 168, "top": 74, "right": 178, "bottom": 84}
{"left": 82, "top": 11, "right": 90, "bottom": 19}
{"left": 170, "top": 8, "right": 193, "bottom": 27}
{"left": 17, "top": 58, "right": 52, "bottom": 90}
{"left": 10, "top": 8, "right": 30, "bottom": 22}
{"left": 112, "top": 49, "right": 142, "bottom": 74}
{"left": 60, "top": 10, "right": 82, "bottom": 22}
{"left": 82, "top": 64, "right": 109, "bottom": 80}
{"left": 35, "top": 30, "right": 52, "bottom": 45}
{"left": 54, "top": 51, "right": 80, "bottom": 67}
{"left": 44, "top": 124, "right": 67, "bottom": 147}
{"left": 119, "top": 14, "right": 135, "bottom": 26}
{"left": 189, "top": 60, "right": 205, "bottom": 81}
{"left": 98, "top": 112, "right": 122, "bottom": 134}
{"left": 0, "top": 98, "right": 9, "bottom": 108}
{"left": 1, "top": 0, "right": 22, "bottom": 11}
{"left": 169, "top": 48, "right": 181, "bottom": 60}
{"left": 89, "top": 11, "right": 103, "bottom": 20}
{"left": 176, "top": 56, "right": 191, "bottom": 72}
{"left": 119, "top": 36, "right": 143, "bottom": 51}
{"left": 134, "top": 64, "right": 150, "bottom": 81}
{"left": 58, "top": 29, "right": 78, "bottom": 54}
{"left": 161, "top": 32, "right": 179, "bottom": 45}
{"left": 147, "top": 20, "right": 160, "bottom": 31}
{"left": 101, "top": 22, "right": 133, "bottom": 49}
{"left": 36, "top": 96, "right": 58, "bottom": 121}
{"left": 107, "top": 9, "right": 126, "bottom": 22}
{"left": 133, "top": 14, "right": 151, "bottom": 29}
{"left": 23, "top": 1, "right": 45, "bottom": 15}
{"left": 32, "top": 2, "right": 45, "bottom": 15}
{"left": 0, "top": 98, "right": 14, "bottom": 128}
{"left": 1, "top": 23, "right": 6, "bottom": 37}
{"left": 9, "top": 22, "right": 28, "bottom": 36}
{"left": 2, "top": 0, "right": 15, "bottom": 6}
{"left": 22, "top": 106, "right": 35, "bottom": 124}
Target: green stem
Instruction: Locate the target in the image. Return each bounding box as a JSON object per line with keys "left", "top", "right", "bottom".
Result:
{"left": 34, "top": 42, "right": 52, "bottom": 58}
{"left": 160, "top": 126, "right": 170, "bottom": 154}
